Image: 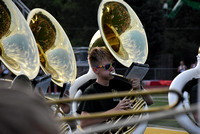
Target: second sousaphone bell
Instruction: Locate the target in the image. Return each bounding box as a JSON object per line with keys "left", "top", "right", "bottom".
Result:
{"left": 27, "top": 8, "right": 77, "bottom": 87}
{"left": 27, "top": 8, "right": 77, "bottom": 134}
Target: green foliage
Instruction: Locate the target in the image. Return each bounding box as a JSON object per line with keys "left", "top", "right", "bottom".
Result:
{"left": 165, "top": 3, "right": 200, "bottom": 68}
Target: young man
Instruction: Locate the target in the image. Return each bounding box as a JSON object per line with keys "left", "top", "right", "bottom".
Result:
{"left": 77, "top": 47, "right": 153, "bottom": 128}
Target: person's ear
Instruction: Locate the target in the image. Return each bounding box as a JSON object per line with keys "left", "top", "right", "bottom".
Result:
{"left": 92, "top": 67, "right": 98, "bottom": 74}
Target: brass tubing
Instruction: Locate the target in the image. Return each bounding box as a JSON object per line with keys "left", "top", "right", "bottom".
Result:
{"left": 54, "top": 89, "right": 183, "bottom": 122}
{"left": 73, "top": 104, "right": 198, "bottom": 134}
{"left": 59, "top": 123, "right": 70, "bottom": 134}
{"left": 59, "top": 104, "right": 176, "bottom": 122}
{"left": 47, "top": 89, "right": 182, "bottom": 104}
{"left": 132, "top": 98, "right": 144, "bottom": 110}
{"left": 112, "top": 95, "right": 145, "bottom": 133}
{"left": 112, "top": 97, "right": 145, "bottom": 124}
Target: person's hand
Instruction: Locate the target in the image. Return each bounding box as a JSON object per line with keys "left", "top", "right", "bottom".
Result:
{"left": 113, "top": 99, "right": 131, "bottom": 111}
{"left": 61, "top": 103, "right": 71, "bottom": 114}
{"left": 130, "top": 78, "right": 140, "bottom": 90}
{"left": 61, "top": 90, "right": 71, "bottom": 114}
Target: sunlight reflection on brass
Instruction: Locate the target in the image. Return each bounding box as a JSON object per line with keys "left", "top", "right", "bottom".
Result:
{"left": 0, "top": 0, "right": 40, "bottom": 79}
{"left": 89, "top": 1, "right": 148, "bottom": 67}
{"left": 27, "top": 9, "right": 77, "bottom": 87}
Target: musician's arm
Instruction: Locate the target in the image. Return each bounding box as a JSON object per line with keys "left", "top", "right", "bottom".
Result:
{"left": 80, "top": 111, "right": 108, "bottom": 128}
{"left": 140, "top": 87, "right": 154, "bottom": 105}
{"left": 130, "top": 78, "right": 153, "bottom": 106}
{"left": 80, "top": 99, "right": 131, "bottom": 128}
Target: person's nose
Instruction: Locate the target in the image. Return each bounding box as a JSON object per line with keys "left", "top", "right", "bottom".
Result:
{"left": 109, "top": 65, "right": 115, "bottom": 71}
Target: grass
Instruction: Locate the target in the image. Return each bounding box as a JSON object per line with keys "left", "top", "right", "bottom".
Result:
{"left": 147, "top": 93, "right": 184, "bottom": 129}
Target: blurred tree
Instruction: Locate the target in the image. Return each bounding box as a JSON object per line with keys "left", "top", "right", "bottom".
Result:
{"left": 164, "top": 2, "right": 200, "bottom": 68}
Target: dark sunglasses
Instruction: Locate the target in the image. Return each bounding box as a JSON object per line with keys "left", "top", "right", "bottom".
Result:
{"left": 95, "top": 62, "right": 116, "bottom": 70}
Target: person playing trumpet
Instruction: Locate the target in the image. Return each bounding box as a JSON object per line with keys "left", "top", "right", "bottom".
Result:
{"left": 77, "top": 47, "right": 153, "bottom": 129}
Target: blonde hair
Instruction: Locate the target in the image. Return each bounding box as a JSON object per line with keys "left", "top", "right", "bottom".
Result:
{"left": 88, "top": 47, "right": 114, "bottom": 67}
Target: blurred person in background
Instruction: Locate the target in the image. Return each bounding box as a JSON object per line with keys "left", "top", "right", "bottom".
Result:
{"left": 0, "top": 61, "right": 14, "bottom": 80}
{"left": 190, "top": 61, "right": 197, "bottom": 69}
{"left": 178, "top": 60, "right": 187, "bottom": 73}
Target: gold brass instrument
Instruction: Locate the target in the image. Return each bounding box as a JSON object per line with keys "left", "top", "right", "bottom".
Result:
{"left": 27, "top": 8, "right": 77, "bottom": 87}
{"left": 45, "top": 96, "right": 71, "bottom": 133}
{"left": 27, "top": 8, "right": 77, "bottom": 133}
{"left": 47, "top": 89, "right": 183, "bottom": 121}
{"left": 0, "top": 1, "right": 69, "bottom": 133}
{"left": 108, "top": 72, "right": 146, "bottom": 133}
{"left": 72, "top": 102, "right": 197, "bottom": 134}
{"left": 86, "top": 0, "right": 149, "bottom": 133}
{"left": 89, "top": 0, "right": 148, "bottom": 68}
{"left": 0, "top": 0, "right": 40, "bottom": 80}
{"left": 1, "top": 1, "right": 74, "bottom": 133}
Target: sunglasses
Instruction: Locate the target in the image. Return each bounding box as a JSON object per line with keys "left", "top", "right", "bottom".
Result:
{"left": 95, "top": 62, "right": 116, "bottom": 70}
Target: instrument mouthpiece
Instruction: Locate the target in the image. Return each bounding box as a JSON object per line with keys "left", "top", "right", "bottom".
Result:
{"left": 110, "top": 71, "right": 126, "bottom": 79}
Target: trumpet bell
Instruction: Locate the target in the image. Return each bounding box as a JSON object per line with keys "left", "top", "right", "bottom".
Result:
{"left": 27, "top": 8, "right": 77, "bottom": 87}
{"left": 0, "top": 0, "right": 40, "bottom": 80}
{"left": 89, "top": 0, "right": 148, "bottom": 67}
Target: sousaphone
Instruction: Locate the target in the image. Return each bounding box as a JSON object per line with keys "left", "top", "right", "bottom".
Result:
{"left": 27, "top": 8, "right": 77, "bottom": 88}
{"left": 70, "top": 0, "right": 149, "bottom": 133}
{"left": 0, "top": 0, "right": 40, "bottom": 82}
{"left": 27, "top": 8, "right": 77, "bottom": 134}
{"left": 168, "top": 48, "right": 200, "bottom": 133}
{"left": 89, "top": 0, "right": 148, "bottom": 67}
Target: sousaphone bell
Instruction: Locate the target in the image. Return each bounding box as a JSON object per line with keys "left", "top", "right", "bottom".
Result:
{"left": 0, "top": 0, "right": 40, "bottom": 81}
{"left": 27, "top": 8, "right": 77, "bottom": 88}
{"left": 27, "top": 8, "right": 77, "bottom": 134}
{"left": 89, "top": 0, "right": 148, "bottom": 67}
